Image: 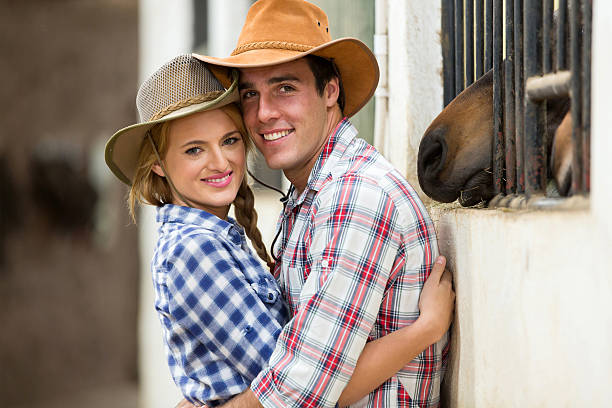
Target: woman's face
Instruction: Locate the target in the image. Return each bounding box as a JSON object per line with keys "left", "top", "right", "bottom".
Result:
{"left": 153, "top": 108, "right": 246, "bottom": 219}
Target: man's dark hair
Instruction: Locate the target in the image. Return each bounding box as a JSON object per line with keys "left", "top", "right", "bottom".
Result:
{"left": 305, "top": 55, "right": 346, "bottom": 114}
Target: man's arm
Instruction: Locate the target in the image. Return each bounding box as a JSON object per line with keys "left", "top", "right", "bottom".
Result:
{"left": 218, "top": 389, "right": 262, "bottom": 408}
{"left": 175, "top": 389, "right": 262, "bottom": 408}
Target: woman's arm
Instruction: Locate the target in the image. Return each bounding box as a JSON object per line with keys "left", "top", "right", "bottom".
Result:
{"left": 337, "top": 256, "right": 455, "bottom": 407}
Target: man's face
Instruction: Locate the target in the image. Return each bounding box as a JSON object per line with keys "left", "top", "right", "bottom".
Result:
{"left": 238, "top": 59, "right": 339, "bottom": 186}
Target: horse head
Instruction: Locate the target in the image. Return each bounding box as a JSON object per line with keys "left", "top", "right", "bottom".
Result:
{"left": 418, "top": 70, "right": 496, "bottom": 206}
{"left": 417, "top": 69, "right": 571, "bottom": 206}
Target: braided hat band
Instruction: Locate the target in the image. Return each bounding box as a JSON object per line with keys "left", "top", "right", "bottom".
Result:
{"left": 231, "top": 41, "right": 313, "bottom": 56}
{"left": 105, "top": 54, "right": 239, "bottom": 185}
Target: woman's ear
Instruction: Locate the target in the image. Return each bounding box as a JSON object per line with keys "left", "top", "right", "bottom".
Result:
{"left": 151, "top": 162, "right": 165, "bottom": 178}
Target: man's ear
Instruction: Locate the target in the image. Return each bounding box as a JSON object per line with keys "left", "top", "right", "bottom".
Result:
{"left": 151, "top": 162, "right": 165, "bottom": 178}
{"left": 324, "top": 77, "right": 340, "bottom": 109}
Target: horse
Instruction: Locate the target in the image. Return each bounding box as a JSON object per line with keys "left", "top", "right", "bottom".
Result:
{"left": 417, "top": 68, "right": 572, "bottom": 207}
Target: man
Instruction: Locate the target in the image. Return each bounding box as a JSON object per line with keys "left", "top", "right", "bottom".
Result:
{"left": 195, "top": 0, "right": 451, "bottom": 406}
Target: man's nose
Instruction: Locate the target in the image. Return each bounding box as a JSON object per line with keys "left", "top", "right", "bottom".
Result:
{"left": 256, "top": 93, "right": 280, "bottom": 122}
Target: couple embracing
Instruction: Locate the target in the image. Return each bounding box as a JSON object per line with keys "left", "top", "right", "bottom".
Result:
{"left": 105, "top": 1, "right": 454, "bottom": 407}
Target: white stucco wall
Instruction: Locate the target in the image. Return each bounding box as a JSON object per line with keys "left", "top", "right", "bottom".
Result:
{"left": 138, "top": 1, "right": 193, "bottom": 407}
{"left": 384, "top": 1, "right": 612, "bottom": 407}
{"left": 385, "top": 0, "right": 443, "bottom": 199}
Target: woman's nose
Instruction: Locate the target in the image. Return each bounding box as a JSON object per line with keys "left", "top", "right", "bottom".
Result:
{"left": 207, "top": 146, "right": 229, "bottom": 171}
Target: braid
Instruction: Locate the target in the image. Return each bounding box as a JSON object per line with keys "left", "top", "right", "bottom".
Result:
{"left": 233, "top": 178, "right": 275, "bottom": 271}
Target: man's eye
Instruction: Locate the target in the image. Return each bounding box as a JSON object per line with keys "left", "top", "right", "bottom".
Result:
{"left": 279, "top": 85, "right": 295, "bottom": 93}
{"left": 241, "top": 90, "right": 257, "bottom": 99}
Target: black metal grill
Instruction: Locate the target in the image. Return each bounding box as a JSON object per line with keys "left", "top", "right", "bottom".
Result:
{"left": 441, "top": 0, "right": 592, "bottom": 204}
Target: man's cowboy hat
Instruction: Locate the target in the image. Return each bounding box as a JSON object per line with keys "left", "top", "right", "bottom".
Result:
{"left": 193, "top": 0, "right": 379, "bottom": 118}
{"left": 105, "top": 54, "right": 239, "bottom": 185}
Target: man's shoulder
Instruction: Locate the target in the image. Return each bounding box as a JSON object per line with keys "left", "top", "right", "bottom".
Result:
{"left": 320, "top": 137, "right": 431, "bottom": 222}
{"left": 337, "top": 138, "right": 419, "bottom": 194}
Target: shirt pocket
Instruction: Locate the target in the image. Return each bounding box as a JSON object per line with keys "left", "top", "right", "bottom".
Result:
{"left": 286, "top": 266, "right": 307, "bottom": 306}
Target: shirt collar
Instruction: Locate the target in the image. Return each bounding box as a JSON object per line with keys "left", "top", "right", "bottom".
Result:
{"left": 156, "top": 204, "right": 245, "bottom": 245}
{"left": 288, "top": 118, "right": 357, "bottom": 206}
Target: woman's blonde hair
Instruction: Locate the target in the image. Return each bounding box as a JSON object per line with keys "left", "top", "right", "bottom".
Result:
{"left": 128, "top": 103, "right": 274, "bottom": 270}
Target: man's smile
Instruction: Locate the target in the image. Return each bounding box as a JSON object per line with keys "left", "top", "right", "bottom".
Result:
{"left": 261, "top": 129, "right": 293, "bottom": 141}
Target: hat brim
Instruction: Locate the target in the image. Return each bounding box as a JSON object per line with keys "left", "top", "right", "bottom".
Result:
{"left": 105, "top": 71, "right": 239, "bottom": 185}
{"left": 193, "top": 37, "right": 379, "bottom": 117}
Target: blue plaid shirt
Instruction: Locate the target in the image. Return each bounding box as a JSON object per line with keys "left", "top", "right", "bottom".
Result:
{"left": 151, "top": 204, "right": 288, "bottom": 407}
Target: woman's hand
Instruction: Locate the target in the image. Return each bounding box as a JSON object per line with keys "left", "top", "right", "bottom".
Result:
{"left": 418, "top": 255, "right": 456, "bottom": 343}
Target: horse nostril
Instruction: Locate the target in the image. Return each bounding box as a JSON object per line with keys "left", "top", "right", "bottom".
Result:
{"left": 418, "top": 132, "right": 447, "bottom": 179}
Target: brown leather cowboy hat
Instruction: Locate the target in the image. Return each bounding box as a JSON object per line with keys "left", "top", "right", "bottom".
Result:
{"left": 193, "top": 0, "right": 379, "bottom": 118}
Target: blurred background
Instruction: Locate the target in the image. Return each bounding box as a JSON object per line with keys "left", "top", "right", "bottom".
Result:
{"left": 0, "top": 1, "right": 373, "bottom": 407}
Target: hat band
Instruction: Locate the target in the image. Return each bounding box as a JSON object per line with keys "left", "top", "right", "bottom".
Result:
{"left": 231, "top": 41, "right": 314, "bottom": 56}
{"left": 149, "top": 90, "right": 225, "bottom": 121}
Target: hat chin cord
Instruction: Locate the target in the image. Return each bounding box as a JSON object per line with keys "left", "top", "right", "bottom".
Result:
{"left": 146, "top": 130, "right": 199, "bottom": 210}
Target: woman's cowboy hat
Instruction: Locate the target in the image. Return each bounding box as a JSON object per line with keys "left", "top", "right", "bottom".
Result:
{"left": 193, "top": 0, "right": 379, "bottom": 118}
{"left": 105, "top": 54, "right": 239, "bottom": 185}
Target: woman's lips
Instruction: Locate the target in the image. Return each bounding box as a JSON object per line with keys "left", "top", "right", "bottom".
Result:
{"left": 202, "top": 171, "right": 233, "bottom": 187}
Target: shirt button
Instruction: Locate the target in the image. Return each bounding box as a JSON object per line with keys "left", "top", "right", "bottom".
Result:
{"left": 322, "top": 259, "right": 329, "bottom": 268}
{"left": 244, "top": 325, "right": 252, "bottom": 333}
{"left": 267, "top": 292, "right": 275, "bottom": 301}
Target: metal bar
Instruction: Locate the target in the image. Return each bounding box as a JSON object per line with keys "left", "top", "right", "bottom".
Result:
{"left": 524, "top": 0, "right": 546, "bottom": 197}
{"left": 581, "top": 0, "right": 591, "bottom": 191}
{"left": 442, "top": 0, "right": 456, "bottom": 106}
{"left": 556, "top": 0, "right": 568, "bottom": 71}
{"left": 569, "top": 0, "right": 583, "bottom": 193}
{"left": 475, "top": 0, "right": 484, "bottom": 79}
{"left": 485, "top": 0, "right": 493, "bottom": 72}
{"left": 505, "top": 0, "right": 516, "bottom": 194}
{"left": 493, "top": 0, "right": 504, "bottom": 195}
{"left": 543, "top": 0, "right": 554, "bottom": 73}
{"left": 514, "top": 0, "right": 524, "bottom": 193}
{"left": 465, "top": 0, "right": 475, "bottom": 86}
{"left": 525, "top": 70, "right": 571, "bottom": 101}
{"left": 455, "top": 0, "right": 465, "bottom": 95}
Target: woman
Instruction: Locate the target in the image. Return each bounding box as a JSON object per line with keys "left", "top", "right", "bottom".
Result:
{"left": 105, "top": 54, "right": 454, "bottom": 407}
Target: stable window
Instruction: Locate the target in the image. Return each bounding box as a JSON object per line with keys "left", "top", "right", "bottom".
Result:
{"left": 441, "top": 0, "right": 591, "bottom": 207}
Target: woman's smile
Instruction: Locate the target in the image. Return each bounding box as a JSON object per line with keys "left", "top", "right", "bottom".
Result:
{"left": 202, "top": 170, "right": 233, "bottom": 187}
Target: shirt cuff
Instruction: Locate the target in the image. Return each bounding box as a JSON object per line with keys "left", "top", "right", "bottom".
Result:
{"left": 250, "top": 368, "right": 280, "bottom": 408}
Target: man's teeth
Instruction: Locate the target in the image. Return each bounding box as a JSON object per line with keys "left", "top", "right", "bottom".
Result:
{"left": 204, "top": 174, "right": 230, "bottom": 183}
{"left": 263, "top": 130, "right": 290, "bottom": 141}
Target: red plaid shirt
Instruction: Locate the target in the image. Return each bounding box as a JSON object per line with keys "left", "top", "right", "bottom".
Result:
{"left": 251, "top": 119, "right": 449, "bottom": 407}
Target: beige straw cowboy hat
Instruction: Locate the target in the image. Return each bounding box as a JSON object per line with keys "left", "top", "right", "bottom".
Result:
{"left": 193, "top": 0, "right": 379, "bottom": 118}
{"left": 105, "top": 54, "right": 239, "bottom": 185}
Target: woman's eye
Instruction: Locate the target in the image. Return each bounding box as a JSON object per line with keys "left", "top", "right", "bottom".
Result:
{"left": 223, "top": 136, "right": 240, "bottom": 146}
{"left": 185, "top": 147, "right": 202, "bottom": 155}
